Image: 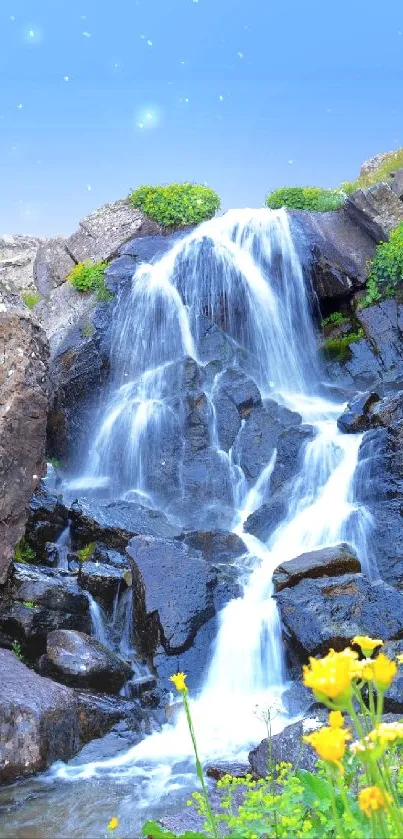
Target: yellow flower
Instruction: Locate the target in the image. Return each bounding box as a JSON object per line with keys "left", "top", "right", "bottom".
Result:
{"left": 303, "top": 725, "right": 351, "bottom": 771}
{"left": 369, "top": 722, "right": 403, "bottom": 746}
{"left": 372, "top": 653, "right": 397, "bottom": 691}
{"left": 396, "top": 654, "right": 403, "bottom": 664}
{"left": 108, "top": 817, "right": 119, "bottom": 831}
{"left": 169, "top": 672, "right": 188, "bottom": 693}
{"left": 303, "top": 648, "right": 358, "bottom": 703}
{"left": 350, "top": 660, "right": 374, "bottom": 680}
{"left": 358, "top": 786, "right": 391, "bottom": 818}
{"left": 329, "top": 710, "right": 344, "bottom": 728}
{"left": 351, "top": 636, "right": 383, "bottom": 657}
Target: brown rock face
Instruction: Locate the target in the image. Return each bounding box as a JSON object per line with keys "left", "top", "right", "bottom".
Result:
{"left": 345, "top": 183, "right": 403, "bottom": 242}
{"left": 0, "top": 649, "right": 79, "bottom": 782}
{"left": 0, "top": 309, "right": 49, "bottom": 583}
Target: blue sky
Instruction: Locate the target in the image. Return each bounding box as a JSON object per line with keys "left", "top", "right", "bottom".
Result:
{"left": 1, "top": 0, "right": 402, "bottom": 236}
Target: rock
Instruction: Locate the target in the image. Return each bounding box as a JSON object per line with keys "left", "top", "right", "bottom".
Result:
{"left": 66, "top": 198, "right": 161, "bottom": 264}
{"left": 382, "top": 641, "right": 403, "bottom": 712}
{"left": 290, "top": 209, "right": 376, "bottom": 299}
{"left": 0, "top": 234, "right": 45, "bottom": 297}
{"left": 70, "top": 499, "right": 181, "bottom": 550}
{"left": 178, "top": 448, "right": 234, "bottom": 528}
{"left": 0, "top": 648, "right": 79, "bottom": 782}
{"left": 78, "top": 561, "right": 127, "bottom": 607}
{"left": 270, "top": 425, "right": 314, "bottom": 495}
{"left": 0, "top": 309, "right": 49, "bottom": 583}
{"left": 41, "top": 629, "right": 132, "bottom": 692}
{"left": 277, "top": 573, "right": 403, "bottom": 658}
{"left": 337, "top": 391, "right": 381, "bottom": 432}
{"left": 74, "top": 689, "right": 149, "bottom": 743}
{"left": 126, "top": 535, "right": 215, "bottom": 655}
{"left": 273, "top": 544, "right": 361, "bottom": 592}
{"left": 154, "top": 615, "right": 218, "bottom": 693}
{"left": 182, "top": 531, "right": 247, "bottom": 564}
{"left": 33, "top": 238, "right": 75, "bottom": 296}
{"left": 391, "top": 168, "right": 403, "bottom": 201}
{"left": 249, "top": 720, "right": 321, "bottom": 776}
{"left": 345, "top": 183, "right": 403, "bottom": 242}
{"left": 245, "top": 495, "right": 287, "bottom": 541}
{"left": 26, "top": 483, "right": 69, "bottom": 554}
{"left": 215, "top": 368, "right": 262, "bottom": 418}
{"left": 360, "top": 150, "right": 398, "bottom": 179}
{"left": 213, "top": 391, "right": 241, "bottom": 451}
{"left": 10, "top": 563, "right": 89, "bottom": 614}
{"left": 234, "top": 405, "right": 281, "bottom": 482}
{"left": 282, "top": 680, "right": 319, "bottom": 717}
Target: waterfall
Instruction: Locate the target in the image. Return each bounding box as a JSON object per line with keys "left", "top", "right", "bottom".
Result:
{"left": 56, "top": 208, "right": 373, "bottom": 787}
{"left": 87, "top": 593, "right": 109, "bottom": 648}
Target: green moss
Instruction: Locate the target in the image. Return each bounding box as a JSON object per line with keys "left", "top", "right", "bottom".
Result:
{"left": 67, "top": 260, "right": 113, "bottom": 302}
{"left": 265, "top": 187, "right": 345, "bottom": 212}
{"left": 12, "top": 640, "right": 24, "bottom": 661}
{"left": 321, "top": 311, "right": 348, "bottom": 328}
{"left": 130, "top": 183, "right": 220, "bottom": 227}
{"left": 23, "top": 601, "right": 36, "bottom": 609}
{"left": 14, "top": 537, "right": 36, "bottom": 564}
{"left": 77, "top": 542, "right": 96, "bottom": 563}
{"left": 322, "top": 329, "right": 364, "bottom": 362}
{"left": 22, "top": 291, "right": 41, "bottom": 309}
{"left": 82, "top": 322, "right": 95, "bottom": 338}
{"left": 340, "top": 147, "right": 403, "bottom": 194}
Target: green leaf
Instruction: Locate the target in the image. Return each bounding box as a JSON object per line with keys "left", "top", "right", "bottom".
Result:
{"left": 141, "top": 822, "right": 207, "bottom": 839}
{"left": 296, "top": 769, "right": 334, "bottom": 804}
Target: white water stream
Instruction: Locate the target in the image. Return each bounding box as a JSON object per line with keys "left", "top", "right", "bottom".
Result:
{"left": 51, "top": 209, "right": 374, "bottom": 806}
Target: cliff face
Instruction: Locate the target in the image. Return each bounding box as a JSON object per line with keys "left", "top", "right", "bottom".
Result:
{"left": 0, "top": 309, "right": 49, "bottom": 583}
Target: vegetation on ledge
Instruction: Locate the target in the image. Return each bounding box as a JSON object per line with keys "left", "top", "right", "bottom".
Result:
{"left": 77, "top": 542, "right": 96, "bottom": 563}
{"left": 22, "top": 290, "right": 41, "bottom": 309}
{"left": 265, "top": 187, "right": 345, "bottom": 212}
{"left": 130, "top": 183, "right": 220, "bottom": 227}
{"left": 67, "top": 260, "right": 112, "bottom": 302}
{"left": 340, "top": 148, "right": 403, "bottom": 194}
{"left": 14, "top": 537, "right": 36, "bottom": 564}
{"left": 322, "top": 329, "right": 364, "bottom": 362}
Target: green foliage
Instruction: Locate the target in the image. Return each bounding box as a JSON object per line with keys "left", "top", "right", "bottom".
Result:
{"left": 322, "top": 329, "right": 364, "bottom": 362}
{"left": 11, "top": 640, "right": 24, "bottom": 661}
{"left": 81, "top": 322, "right": 95, "bottom": 338}
{"left": 67, "top": 260, "right": 112, "bottom": 302}
{"left": 14, "top": 537, "right": 36, "bottom": 564}
{"left": 22, "top": 290, "right": 41, "bottom": 309}
{"left": 265, "top": 187, "right": 345, "bottom": 212}
{"left": 142, "top": 825, "right": 205, "bottom": 839}
{"left": 77, "top": 542, "right": 96, "bottom": 563}
{"left": 130, "top": 183, "right": 220, "bottom": 227}
{"left": 47, "top": 457, "right": 63, "bottom": 471}
{"left": 321, "top": 312, "right": 348, "bottom": 328}
{"left": 23, "top": 601, "right": 36, "bottom": 609}
{"left": 340, "top": 148, "right": 403, "bottom": 194}
{"left": 368, "top": 222, "right": 403, "bottom": 292}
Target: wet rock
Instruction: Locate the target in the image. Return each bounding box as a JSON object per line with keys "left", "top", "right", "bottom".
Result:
{"left": 74, "top": 689, "right": 149, "bottom": 743}
{"left": 0, "top": 309, "right": 49, "bottom": 584}
{"left": 357, "top": 300, "right": 403, "bottom": 385}
{"left": 70, "top": 499, "right": 181, "bottom": 550}
{"left": 244, "top": 495, "right": 287, "bottom": 541}
{"left": 78, "top": 561, "right": 126, "bottom": 608}
{"left": 277, "top": 573, "right": 403, "bottom": 658}
{"left": 234, "top": 405, "right": 281, "bottom": 482}
{"left": 179, "top": 447, "right": 234, "bottom": 525}
{"left": 154, "top": 615, "right": 218, "bottom": 693}
{"left": 282, "top": 680, "right": 319, "bottom": 717}
{"left": 184, "top": 392, "right": 213, "bottom": 452}
{"left": 273, "top": 544, "right": 361, "bottom": 592}
{"left": 40, "top": 629, "right": 132, "bottom": 692}
{"left": 345, "top": 183, "right": 403, "bottom": 242}
{"left": 103, "top": 254, "right": 137, "bottom": 292}
{"left": 197, "top": 315, "right": 244, "bottom": 367}
{"left": 290, "top": 209, "right": 376, "bottom": 299}
{"left": 127, "top": 535, "right": 215, "bottom": 656}
{"left": 0, "top": 648, "right": 79, "bottom": 783}
{"left": 26, "top": 483, "right": 69, "bottom": 554}
{"left": 216, "top": 368, "right": 262, "bottom": 418}
{"left": 10, "top": 563, "right": 89, "bottom": 615}
{"left": 382, "top": 641, "right": 403, "bottom": 713}
{"left": 337, "top": 391, "right": 381, "bottom": 432}
{"left": 182, "top": 530, "right": 247, "bottom": 564}
{"left": 270, "top": 425, "right": 314, "bottom": 495}
{"left": 249, "top": 720, "right": 322, "bottom": 776}
{"left": 66, "top": 199, "right": 161, "bottom": 264}
{"left": 213, "top": 391, "right": 241, "bottom": 451}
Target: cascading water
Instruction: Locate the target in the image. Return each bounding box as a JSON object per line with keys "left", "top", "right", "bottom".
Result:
{"left": 1, "top": 209, "right": 374, "bottom": 837}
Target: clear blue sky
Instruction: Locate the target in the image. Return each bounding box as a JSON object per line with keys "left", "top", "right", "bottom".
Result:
{"left": 1, "top": 0, "right": 402, "bottom": 236}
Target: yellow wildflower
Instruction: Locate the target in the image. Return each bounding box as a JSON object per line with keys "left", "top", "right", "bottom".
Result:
{"left": 369, "top": 722, "right": 403, "bottom": 746}
{"left": 169, "top": 672, "right": 188, "bottom": 693}
{"left": 329, "top": 710, "right": 344, "bottom": 728}
{"left": 396, "top": 654, "right": 403, "bottom": 664}
{"left": 372, "top": 653, "right": 397, "bottom": 691}
{"left": 303, "top": 725, "right": 351, "bottom": 771}
{"left": 350, "top": 659, "right": 374, "bottom": 680}
{"left": 351, "top": 636, "right": 383, "bottom": 657}
{"left": 358, "top": 786, "right": 391, "bottom": 818}
{"left": 108, "top": 817, "right": 119, "bottom": 831}
{"left": 303, "top": 648, "right": 358, "bottom": 704}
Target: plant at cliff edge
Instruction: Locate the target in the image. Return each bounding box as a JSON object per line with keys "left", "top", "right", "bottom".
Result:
{"left": 130, "top": 183, "right": 220, "bottom": 227}
{"left": 67, "top": 260, "right": 112, "bottom": 301}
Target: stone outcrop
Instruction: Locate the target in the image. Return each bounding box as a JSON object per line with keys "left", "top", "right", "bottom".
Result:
{"left": 0, "top": 234, "right": 45, "bottom": 298}
{"left": 272, "top": 544, "right": 361, "bottom": 592}
{"left": 0, "top": 310, "right": 49, "bottom": 584}
{"left": 0, "top": 648, "right": 79, "bottom": 782}
{"left": 39, "top": 629, "right": 132, "bottom": 693}
{"left": 391, "top": 168, "right": 403, "bottom": 201}
{"left": 345, "top": 182, "right": 403, "bottom": 242}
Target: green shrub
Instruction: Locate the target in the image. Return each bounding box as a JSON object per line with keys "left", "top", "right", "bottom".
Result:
{"left": 322, "top": 329, "right": 364, "bottom": 362}
{"left": 67, "top": 260, "right": 112, "bottom": 302}
{"left": 22, "top": 290, "right": 41, "bottom": 309}
{"left": 14, "top": 537, "right": 36, "bottom": 564}
{"left": 81, "top": 322, "right": 95, "bottom": 338}
{"left": 130, "top": 183, "right": 220, "bottom": 227}
{"left": 23, "top": 601, "right": 36, "bottom": 609}
{"left": 321, "top": 311, "right": 348, "bottom": 328}
{"left": 77, "top": 542, "right": 96, "bottom": 563}
{"left": 265, "top": 187, "right": 345, "bottom": 212}
{"left": 12, "top": 640, "right": 24, "bottom": 661}
{"left": 357, "top": 222, "right": 403, "bottom": 309}
{"left": 340, "top": 148, "right": 403, "bottom": 194}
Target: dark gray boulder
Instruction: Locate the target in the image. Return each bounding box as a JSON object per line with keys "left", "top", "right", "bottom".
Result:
{"left": 273, "top": 544, "right": 361, "bottom": 592}
{"left": 126, "top": 535, "right": 215, "bottom": 656}
{"left": 74, "top": 690, "right": 149, "bottom": 743}
{"left": 182, "top": 530, "right": 247, "bottom": 564}
{"left": 249, "top": 720, "right": 321, "bottom": 777}
{"left": 277, "top": 573, "right": 403, "bottom": 658}
{"left": 390, "top": 168, "right": 403, "bottom": 201}
{"left": 0, "top": 649, "right": 79, "bottom": 783}
{"left": 337, "top": 391, "right": 381, "bottom": 432}
{"left": 78, "top": 561, "right": 127, "bottom": 608}
{"left": 41, "top": 629, "right": 132, "bottom": 692}
{"left": 270, "top": 425, "right": 314, "bottom": 495}
{"left": 244, "top": 495, "right": 287, "bottom": 542}
{"left": 70, "top": 499, "right": 181, "bottom": 549}
{"left": 213, "top": 391, "right": 241, "bottom": 451}
{"left": 233, "top": 405, "right": 281, "bottom": 482}
{"left": 215, "top": 368, "right": 262, "bottom": 418}
{"left": 345, "top": 183, "right": 403, "bottom": 242}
